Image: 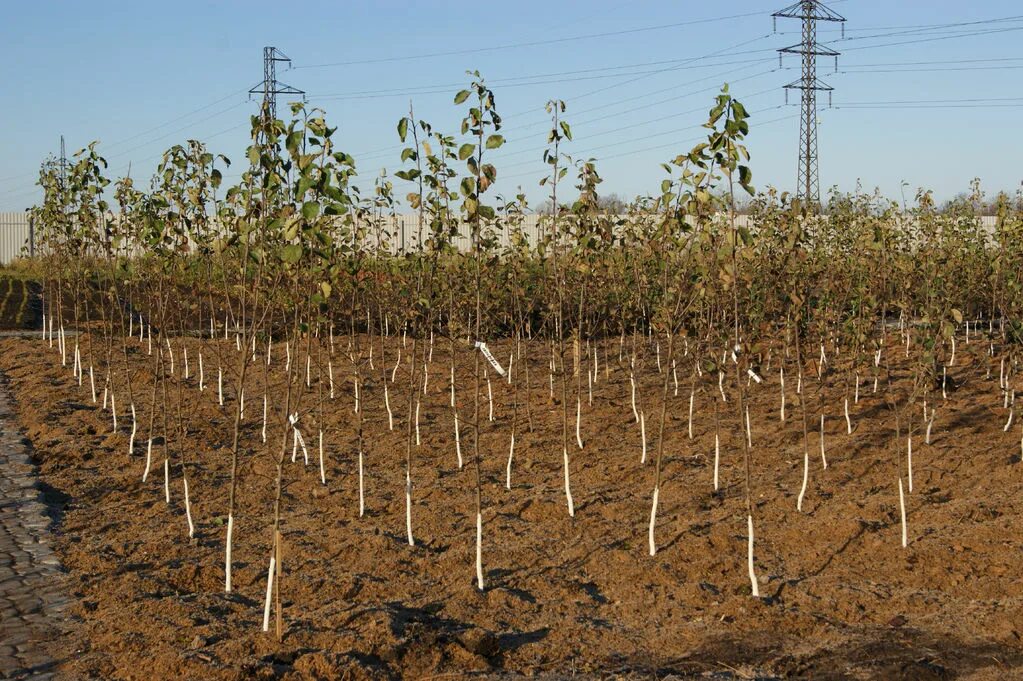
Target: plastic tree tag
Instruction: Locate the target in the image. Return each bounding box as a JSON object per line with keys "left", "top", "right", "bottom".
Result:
{"left": 475, "top": 341, "right": 506, "bottom": 377}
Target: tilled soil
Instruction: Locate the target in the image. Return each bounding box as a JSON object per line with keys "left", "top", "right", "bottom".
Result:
{"left": 0, "top": 333, "right": 1021, "bottom": 680}
{"left": 0, "top": 278, "right": 40, "bottom": 331}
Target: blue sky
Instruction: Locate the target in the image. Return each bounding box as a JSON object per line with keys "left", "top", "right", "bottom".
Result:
{"left": 1, "top": 0, "right": 1021, "bottom": 211}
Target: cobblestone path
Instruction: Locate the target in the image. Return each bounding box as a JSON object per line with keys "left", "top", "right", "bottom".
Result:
{"left": 0, "top": 379, "right": 67, "bottom": 680}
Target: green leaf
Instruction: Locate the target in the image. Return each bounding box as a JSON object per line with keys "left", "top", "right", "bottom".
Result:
{"left": 560, "top": 121, "right": 572, "bottom": 141}
{"left": 485, "top": 134, "right": 505, "bottom": 150}
{"left": 454, "top": 90, "right": 471, "bottom": 105}
{"left": 302, "top": 201, "right": 320, "bottom": 221}
{"left": 397, "top": 117, "right": 409, "bottom": 142}
{"left": 282, "top": 244, "right": 303, "bottom": 264}
{"left": 458, "top": 143, "right": 475, "bottom": 161}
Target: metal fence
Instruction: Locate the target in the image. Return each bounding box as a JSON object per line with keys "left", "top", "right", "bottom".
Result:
{"left": 0, "top": 213, "right": 33, "bottom": 264}
{"left": 0, "top": 212, "right": 1002, "bottom": 265}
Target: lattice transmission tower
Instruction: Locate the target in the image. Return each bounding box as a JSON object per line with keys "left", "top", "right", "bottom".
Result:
{"left": 773, "top": 1, "right": 846, "bottom": 210}
{"left": 249, "top": 47, "right": 304, "bottom": 123}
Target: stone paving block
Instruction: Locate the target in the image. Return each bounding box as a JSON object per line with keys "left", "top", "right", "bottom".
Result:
{"left": 0, "top": 380, "right": 68, "bottom": 680}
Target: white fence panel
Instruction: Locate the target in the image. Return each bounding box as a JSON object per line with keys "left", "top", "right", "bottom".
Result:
{"left": 0, "top": 213, "right": 32, "bottom": 264}
{"left": 0, "top": 212, "right": 1000, "bottom": 264}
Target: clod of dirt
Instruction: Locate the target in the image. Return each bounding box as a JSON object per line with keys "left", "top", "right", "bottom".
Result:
{"left": 460, "top": 627, "right": 500, "bottom": 658}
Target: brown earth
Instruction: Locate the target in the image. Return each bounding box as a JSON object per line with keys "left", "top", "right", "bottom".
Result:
{"left": 0, "top": 277, "right": 41, "bottom": 330}
{"left": 1, "top": 332, "right": 1021, "bottom": 680}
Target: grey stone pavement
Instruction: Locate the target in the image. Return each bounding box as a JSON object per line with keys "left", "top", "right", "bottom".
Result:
{"left": 0, "top": 378, "right": 68, "bottom": 680}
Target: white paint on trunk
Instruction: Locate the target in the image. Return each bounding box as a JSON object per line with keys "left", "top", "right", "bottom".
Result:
{"left": 476, "top": 512, "right": 484, "bottom": 591}
{"left": 630, "top": 372, "right": 639, "bottom": 422}
{"left": 899, "top": 477, "right": 908, "bottom": 548}
{"left": 405, "top": 470, "right": 414, "bottom": 547}
{"left": 319, "top": 430, "right": 326, "bottom": 484}
{"left": 639, "top": 410, "right": 647, "bottom": 464}
{"left": 648, "top": 486, "right": 659, "bottom": 556}
{"left": 713, "top": 433, "right": 720, "bottom": 491}
{"left": 454, "top": 410, "right": 463, "bottom": 468}
{"left": 262, "top": 554, "right": 275, "bottom": 632}
{"left": 358, "top": 450, "right": 365, "bottom": 517}
{"left": 576, "top": 398, "right": 583, "bottom": 449}
{"left": 780, "top": 366, "right": 786, "bottom": 422}
{"left": 745, "top": 405, "right": 752, "bottom": 449}
{"left": 506, "top": 432, "right": 515, "bottom": 490}
{"left": 183, "top": 476, "right": 195, "bottom": 538}
{"left": 797, "top": 448, "right": 809, "bottom": 512}
{"left": 563, "top": 447, "right": 575, "bottom": 517}
{"left": 225, "top": 513, "right": 234, "bottom": 593}
{"left": 415, "top": 400, "right": 421, "bottom": 446}
{"left": 143, "top": 439, "right": 152, "bottom": 482}
{"left": 129, "top": 404, "right": 137, "bottom": 456}
{"left": 487, "top": 371, "right": 494, "bottom": 422}
{"left": 820, "top": 413, "right": 827, "bottom": 469}
{"left": 688, "top": 389, "right": 695, "bottom": 439}
{"left": 748, "top": 515, "right": 760, "bottom": 598}
{"left": 385, "top": 383, "right": 394, "bottom": 431}
{"left": 907, "top": 435, "right": 914, "bottom": 493}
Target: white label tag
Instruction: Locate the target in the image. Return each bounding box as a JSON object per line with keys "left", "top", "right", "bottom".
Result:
{"left": 475, "top": 342, "right": 506, "bottom": 377}
{"left": 747, "top": 368, "right": 763, "bottom": 384}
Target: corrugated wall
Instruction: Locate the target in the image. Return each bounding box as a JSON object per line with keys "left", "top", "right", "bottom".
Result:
{"left": 0, "top": 213, "right": 32, "bottom": 263}
{"left": 0, "top": 212, "right": 1001, "bottom": 264}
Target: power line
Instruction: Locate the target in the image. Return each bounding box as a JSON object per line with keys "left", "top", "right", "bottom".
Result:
{"left": 841, "top": 57, "right": 1023, "bottom": 68}
{"left": 835, "top": 26, "right": 1023, "bottom": 53}
{"left": 840, "top": 65, "right": 1023, "bottom": 74}
{"left": 294, "top": 10, "right": 770, "bottom": 70}
{"left": 835, "top": 103, "right": 1023, "bottom": 110}
{"left": 348, "top": 34, "right": 779, "bottom": 161}
{"left": 497, "top": 112, "right": 799, "bottom": 184}
{"left": 495, "top": 104, "right": 787, "bottom": 174}
{"left": 307, "top": 56, "right": 772, "bottom": 101}
{"left": 104, "top": 101, "right": 248, "bottom": 161}
{"left": 357, "top": 63, "right": 780, "bottom": 164}
{"left": 487, "top": 77, "right": 782, "bottom": 164}
{"left": 821, "top": 15, "right": 1023, "bottom": 45}
{"left": 102, "top": 88, "right": 250, "bottom": 151}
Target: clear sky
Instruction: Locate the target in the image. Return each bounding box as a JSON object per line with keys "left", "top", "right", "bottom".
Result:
{"left": 1, "top": 0, "right": 1021, "bottom": 212}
